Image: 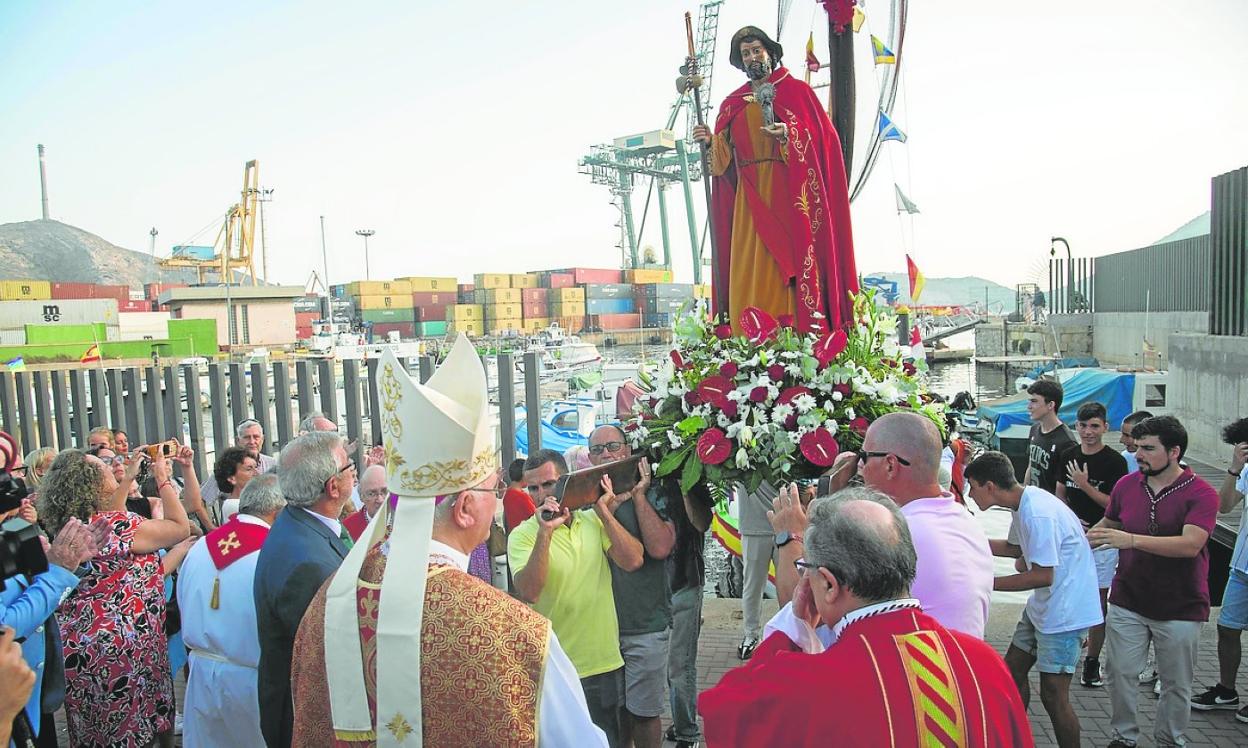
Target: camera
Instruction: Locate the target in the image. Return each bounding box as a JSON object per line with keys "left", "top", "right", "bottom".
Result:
{"left": 141, "top": 440, "right": 178, "bottom": 460}
{"left": 0, "top": 471, "right": 47, "bottom": 582}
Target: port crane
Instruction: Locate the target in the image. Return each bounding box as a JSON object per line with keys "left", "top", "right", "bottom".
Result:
{"left": 159, "top": 160, "right": 261, "bottom": 285}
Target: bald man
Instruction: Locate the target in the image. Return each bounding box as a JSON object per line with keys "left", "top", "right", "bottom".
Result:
{"left": 342, "top": 465, "right": 388, "bottom": 542}
{"left": 818, "top": 412, "right": 994, "bottom": 637}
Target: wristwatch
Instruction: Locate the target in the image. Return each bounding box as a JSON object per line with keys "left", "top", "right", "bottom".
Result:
{"left": 1230, "top": 468, "right": 1241, "bottom": 477}
{"left": 775, "top": 531, "right": 803, "bottom": 548}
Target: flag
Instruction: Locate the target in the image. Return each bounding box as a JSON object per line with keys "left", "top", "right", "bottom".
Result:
{"left": 909, "top": 324, "right": 926, "bottom": 361}
{"left": 906, "top": 254, "right": 926, "bottom": 302}
{"left": 871, "top": 35, "right": 896, "bottom": 65}
{"left": 4, "top": 356, "right": 25, "bottom": 372}
{"left": 805, "top": 32, "right": 821, "bottom": 73}
{"left": 852, "top": 7, "right": 866, "bottom": 33}
{"left": 80, "top": 344, "right": 100, "bottom": 364}
{"left": 878, "top": 111, "right": 907, "bottom": 142}
{"left": 895, "top": 184, "right": 920, "bottom": 214}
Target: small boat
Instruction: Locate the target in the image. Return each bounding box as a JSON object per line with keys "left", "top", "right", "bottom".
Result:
{"left": 514, "top": 398, "right": 603, "bottom": 456}
{"left": 517, "top": 324, "right": 602, "bottom": 376}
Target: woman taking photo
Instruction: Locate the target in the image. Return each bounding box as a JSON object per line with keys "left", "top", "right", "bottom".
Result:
{"left": 39, "top": 445, "right": 191, "bottom": 748}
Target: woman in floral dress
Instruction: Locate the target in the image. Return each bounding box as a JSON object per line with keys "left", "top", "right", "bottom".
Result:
{"left": 39, "top": 446, "right": 192, "bottom": 748}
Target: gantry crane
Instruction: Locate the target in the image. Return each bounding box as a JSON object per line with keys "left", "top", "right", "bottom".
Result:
{"left": 160, "top": 160, "right": 261, "bottom": 285}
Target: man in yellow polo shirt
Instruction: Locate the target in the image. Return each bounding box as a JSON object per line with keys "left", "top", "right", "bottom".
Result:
{"left": 509, "top": 449, "right": 644, "bottom": 747}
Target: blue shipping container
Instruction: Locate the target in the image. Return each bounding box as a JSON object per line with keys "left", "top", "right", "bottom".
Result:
{"left": 642, "top": 313, "right": 674, "bottom": 328}
{"left": 171, "top": 245, "right": 215, "bottom": 261}
{"left": 585, "top": 297, "right": 635, "bottom": 315}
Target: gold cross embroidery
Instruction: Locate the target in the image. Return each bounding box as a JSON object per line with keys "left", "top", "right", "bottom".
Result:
{"left": 217, "top": 531, "right": 242, "bottom": 556}
{"left": 386, "top": 713, "right": 413, "bottom": 741}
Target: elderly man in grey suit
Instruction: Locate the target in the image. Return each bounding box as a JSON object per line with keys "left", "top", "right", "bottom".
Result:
{"left": 252, "top": 431, "right": 355, "bottom": 747}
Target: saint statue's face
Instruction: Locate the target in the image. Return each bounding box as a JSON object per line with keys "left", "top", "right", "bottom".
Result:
{"left": 739, "top": 39, "right": 771, "bottom": 80}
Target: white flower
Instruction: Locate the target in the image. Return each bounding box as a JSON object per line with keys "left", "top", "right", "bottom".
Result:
{"left": 717, "top": 413, "right": 731, "bottom": 428}
{"left": 793, "top": 393, "right": 817, "bottom": 413}
{"left": 772, "top": 403, "right": 795, "bottom": 423}
{"left": 735, "top": 448, "right": 751, "bottom": 469}
{"left": 738, "top": 425, "right": 754, "bottom": 445}
{"left": 726, "top": 421, "right": 745, "bottom": 439}
{"left": 832, "top": 390, "right": 843, "bottom": 402}
{"left": 845, "top": 407, "right": 856, "bottom": 421}
{"left": 667, "top": 431, "right": 684, "bottom": 450}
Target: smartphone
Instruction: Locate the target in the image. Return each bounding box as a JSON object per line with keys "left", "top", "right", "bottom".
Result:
{"left": 142, "top": 440, "right": 178, "bottom": 459}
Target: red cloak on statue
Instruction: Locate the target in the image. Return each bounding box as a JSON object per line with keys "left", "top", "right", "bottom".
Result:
{"left": 710, "top": 66, "right": 859, "bottom": 333}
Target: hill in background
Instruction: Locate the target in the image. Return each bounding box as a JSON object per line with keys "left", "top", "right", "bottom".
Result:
{"left": 863, "top": 271, "right": 1018, "bottom": 312}
{"left": 0, "top": 220, "right": 202, "bottom": 287}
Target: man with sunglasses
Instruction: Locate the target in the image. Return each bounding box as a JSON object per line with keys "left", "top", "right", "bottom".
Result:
{"left": 700, "top": 488, "right": 1032, "bottom": 747}
{"left": 822, "top": 412, "right": 993, "bottom": 637}
{"left": 508, "top": 447, "right": 644, "bottom": 746}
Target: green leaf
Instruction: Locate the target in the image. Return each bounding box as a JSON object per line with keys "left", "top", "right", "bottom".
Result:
{"left": 746, "top": 470, "right": 765, "bottom": 495}
{"left": 656, "top": 443, "right": 692, "bottom": 477}
{"left": 679, "top": 455, "right": 704, "bottom": 494}
{"left": 676, "top": 415, "right": 707, "bottom": 436}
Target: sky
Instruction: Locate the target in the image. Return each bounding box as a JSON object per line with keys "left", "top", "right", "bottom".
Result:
{"left": 1, "top": 0, "right": 1246, "bottom": 291}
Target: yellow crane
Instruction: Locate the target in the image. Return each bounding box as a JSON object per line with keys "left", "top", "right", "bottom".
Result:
{"left": 160, "top": 160, "right": 261, "bottom": 285}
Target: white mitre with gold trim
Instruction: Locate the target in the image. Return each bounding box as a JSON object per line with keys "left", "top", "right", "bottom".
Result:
{"left": 323, "top": 334, "right": 493, "bottom": 746}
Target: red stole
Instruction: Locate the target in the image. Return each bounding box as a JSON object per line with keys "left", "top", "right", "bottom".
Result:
{"left": 203, "top": 516, "right": 268, "bottom": 610}
{"left": 710, "top": 67, "right": 859, "bottom": 333}
{"left": 698, "top": 609, "right": 1033, "bottom": 747}
{"left": 342, "top": 508, "right": 371, "bottom": 542}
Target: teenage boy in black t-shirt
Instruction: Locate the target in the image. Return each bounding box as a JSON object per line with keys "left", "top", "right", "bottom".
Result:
{"left": 1055, "top": 401, "right": 1128, "bottom": 687}
{"left": 1026, "top": 379, "right": 1077, "bottom": 493}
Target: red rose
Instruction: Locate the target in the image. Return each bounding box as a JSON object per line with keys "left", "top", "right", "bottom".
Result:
{"left": 850, "top": 417, "right": 869, "bottom": 435}
{"left": 696, "top": 428, "right": 732, "bottom": 465}
{"left": 714, "top": 324, "right": 733, "bottom": 340}
{"left": 799, "top": 429, "right": 840, "bottom": 467}
{"left": 833, "top": 383, "right": 852, "bottom": 397}
{"left": 719, "top": 362, "right": 739, "bottom": 378}
{"left": 903, "top": 361, "right": 917, "bottom": 376}
{"left": 721, "top": 400, "right": 739, "bottom": 420}
{"left": 777, "top": 386, "right": 811, "bottom": 406}
{"left": 767, "top": 364, "right": 786, "bottom": 382}
{"left": 683, "top": 390, "right": 702, "bottom": 407}
{"left": 749, "top": 386, "right": 769, "bottom": 403}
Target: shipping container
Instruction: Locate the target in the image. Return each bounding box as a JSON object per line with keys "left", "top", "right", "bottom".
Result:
{"left": 520, "top": 288, "right": 547, "bottom": 303}
{"left": 115, "top": 299, "right": 152, "bottom": 313}
{"left": 520, "top": 317, "right": 549, "bottom": 332}
{"left": 474, "top": 288, "right": 522, "bottom": 305}
{"left": 370, "top": 322, "right": 416, "bottom": 340}
{"left": 583, "top": 283, "right": 635, "bottom": 300}
{"left": 557, "top": 267, "right": 623, "bottom": 285}
{"left": 95, "top": 284, "right": 132, "bottom": 301}
{"left": 0, "top": 299, "right": 120, "bottom": 327}
{"left": 400, "top": 276, "right": 458, "bottom": 293}
{"left": 293, "top": 295, "right": 323, "bottom": 314}
{"left": 638, "top": 296, "right": 690, "bottom": 315}
{"left": 587, "top": 313, "right": 643, "bottom": 331}
{"left": 356, "top": 294, "right": 410, "bottom": 311}
{"left": 635, "top": 282, "right": 695, "bottom": 300}
{"left": 349, "top": 280, "right": 413, "bottom": 296}
{"left": 624, "top": 268, "right": 674, "bottom": 284}
{"left": 551, "top": 315, "right": 586, "bottom": 333}
{"left": 360, "top": 307, "right": 416, "bottom": 323}
{"left": 413, "top": 304, "right": 448, "bottom": 322}
{"left": 415, "top": 321, "right": 448, "bottom": 337}
{"left": 117, "top": 312, "right": 172, "bottom": 341}
{"left": 521, "top": 299, "right": 550, "bottom": 319}
{"left": 446, "top": 304, "right": 484, "bottom": 322}
{"left": 642, "top": 313, "right": 674, "bottom": 328}
{"left": 484, "top": 303, "right": 522, "bottom": 321}
{"left": 295, "top": 311, "right": 320, "bottom": 327}
{"left": 585, "top": 298, "right": 635, "bottom": 315}
{"left": 458, "top": 283, "right": 475, "bottom": 293}
{"left": 547, "top": 287, "right": 586, "bottom": 303}
{"left": 144, "top": 282, "right": 187, "bottom": 300}
{"left": 447, "top": 319, "right": 483, "bottom": 336}
{"left": 549, "top": 301, "right": 587, "bottom": 318}
{"left": 473, "top": 273, "right": 511, "bottom": 290}
{"left": 544, "top": 273, "right": 575, "bottom": 289}
{"left": 486, "top": 318, "right": 522, "bottom": 334}
{"left": 0, "top": 280, "right": 52, "bottom": 301}
{"left": 457, "top": 291, "right": 475, "bottom": 304}
{"left": 295, "top": 324, "right": 314, "bottom": 339}
{"left": 510, "top": 273, "right": 539, "bottom": 289}
{"left": 330, "top": 284, "right": 349, "bottom": 299}
{"left": 411, "top": 291, "right": 455, "bottom": 307}
{"left": 171, "top": 245, "right": 215, "bottom": 261}
{"left": 694, "top": 284, "right": 713, "bottom": 299}
{"left": 49, "top": 282, "right": 95, "bottom": 300}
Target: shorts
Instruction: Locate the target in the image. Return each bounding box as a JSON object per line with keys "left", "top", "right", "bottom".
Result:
{"left": 1093, "top": 545, "right": 1119, "bottom": 589}
{"left": 1218, "top": 569, "right": 1248, "bottom": 630}
{"left": 619, "top": 630, "right": 670, "bottom": 718}
{"left": 1011, "top": 610, "right": 1088, "bottom": 675}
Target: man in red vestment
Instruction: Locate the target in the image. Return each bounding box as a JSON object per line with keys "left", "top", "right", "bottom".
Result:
{"left": 693, "top": 26, "right": 858, "bottom": 334}
{"left": 699, "top": 487, "right": 1033, "bottom": 747}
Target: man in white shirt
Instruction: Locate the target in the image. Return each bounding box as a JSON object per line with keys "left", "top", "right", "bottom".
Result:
{"left": 966, "top": 451, "right": 1102, "bottom": 748}
{"left": 177, "top": 473, "right": 286, "bottom": 747}
{"left": 199, "top": 419, "right": 276, "bottom": 518}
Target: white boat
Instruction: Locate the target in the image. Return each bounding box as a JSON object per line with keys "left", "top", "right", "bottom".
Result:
{"left": 516, "top": 324, "right": 602, "bottom": 376}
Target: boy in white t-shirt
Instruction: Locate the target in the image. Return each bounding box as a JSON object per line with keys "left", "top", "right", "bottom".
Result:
{"left": 967, "top": 451, "right": 1103, "bottom": 748}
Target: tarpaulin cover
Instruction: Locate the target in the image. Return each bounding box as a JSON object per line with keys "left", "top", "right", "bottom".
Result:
{"left": 979, "top": 369, "right": 1137, "bottom": 431}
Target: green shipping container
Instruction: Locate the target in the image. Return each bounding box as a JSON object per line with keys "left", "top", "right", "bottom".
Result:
{"left": 168, "top": 318, "right": 219, "bottom": 356}
{"left": 360, "top": 307, "right": 416, "bottom": 324}
{"left": 416, "top": 321, "right": 448, "bottom": 337}
{"left": 24, "top": 323, "right": 109, "bottom": 345}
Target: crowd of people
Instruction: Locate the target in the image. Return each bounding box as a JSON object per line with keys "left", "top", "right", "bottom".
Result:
{"left": 0, "top": 368, "right": 1245, "bottom": 747}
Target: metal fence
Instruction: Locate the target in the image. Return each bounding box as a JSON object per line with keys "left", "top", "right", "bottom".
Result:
{"left": 1090, "top": 235, "right": 1211, "bottom": 313}
{"left": 0, "top": 353, "right": 548, "bottom": 479}
{"left": 1211, "top": 166, "right": 1248, "bottom": 336}
{"left": 1047, "top": 257, "right": 1094, "bottom": 314}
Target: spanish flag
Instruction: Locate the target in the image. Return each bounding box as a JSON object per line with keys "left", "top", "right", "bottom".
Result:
{"left": 871, "top": 35, "right": 896, "bottom": 65}
{"left": 805, "top": 32, "right": 821, "bottom": 73}
{"left": 906, "top": 255, "right": 926, "bottom": 303}
{"left": 80, "top": 344, "right": 101, "bottom": 364}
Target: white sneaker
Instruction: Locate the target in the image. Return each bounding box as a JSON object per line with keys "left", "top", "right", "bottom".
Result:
{"left": 1153, "top": 679, "right": 1161, "bottom": 697}
{"left": 1138, "top": 653, "right": 1157, "bottom": 683}
{"left": 174, "top": 712, "right": 184, "bottom": 736}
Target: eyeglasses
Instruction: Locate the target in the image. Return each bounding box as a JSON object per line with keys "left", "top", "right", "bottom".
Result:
{"left": 99, "top": 456, "right": 128, "bottom": 466}
{"left": 326, "top": 459, "right": 355, "bottom": 485}
{"left": 361, "top": 488, "right": 391, "bottom": 500}
{"left": 793, "top": 559, "right": 842, "bottom": 586}
{"left": 470, "top": 484, "right": 507, "bottom": 501}
{"left": 588, "top": 441, "right": 626, "bottom": 456}
{"left": 857, "top": 450, "right": 911, "bottom": 467}
{"left": 8, "top": 466, "right": 27, "bottom": 477}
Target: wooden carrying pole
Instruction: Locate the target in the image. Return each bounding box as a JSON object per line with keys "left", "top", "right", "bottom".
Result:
{"left": 685, "top": 12, "right": 723, "bottom": 320}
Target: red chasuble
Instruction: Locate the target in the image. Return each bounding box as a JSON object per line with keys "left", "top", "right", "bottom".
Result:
{"left": 698, "top": 608, "right": 1033, "bottom": 748}
{"left": 710, "top": 66, "right": 859, "bottom": 333}
{"left": 203, "top": 516, "right": 268, "bottom": 609}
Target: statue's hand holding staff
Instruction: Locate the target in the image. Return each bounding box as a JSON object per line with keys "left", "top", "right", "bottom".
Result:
{"left": 691, "top": 124, "right": 712, "bottom": 145}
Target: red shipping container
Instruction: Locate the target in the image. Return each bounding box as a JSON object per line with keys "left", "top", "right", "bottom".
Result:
{"left": 371, "top": 322, "right": 416, "bottom": 339}
{"left": 414, "top": 304, "right": 448, "bottom": 322}
{"left": 522, "top": 299, "right": 549, "bottom": 318}
{"left": 295, "top": 311, "right": 320, "bottom": 327}
{"left": 50, "top": 282, "right": 96, "bottom": 299}
{"left": 144, "top": 282, "right": 187, "bottom": 300}
{"left": 118, "top": 299, "right": 149, "bottom": 313}
{"left": 521, "top": 288, "right": 546, "bottom": 303}
{"left": 542, "top": 273, "right": 574, "bottom": 289}
{"left": 458, "top": 283, "right": 475, "bottom": 293}
{"left": 296, "top": 325, "right": 314, "bottom": 339}
{"left": 411, "top": 291, "right": 454, "bottom": 307}
{"left": 588, "top": 313, "right": 642, "bottom": 331}
{"left": 563, "top": 268, "right": 621, "bottom": 285}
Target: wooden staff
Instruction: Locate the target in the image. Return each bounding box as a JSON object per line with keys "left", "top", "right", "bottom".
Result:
{"left": 684, "top": 11, "right": 723, "bottom": 320}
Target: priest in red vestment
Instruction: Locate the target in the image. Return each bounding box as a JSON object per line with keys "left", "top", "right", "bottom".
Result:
{"left": 699, "top": 487, "right": 1033, "bottom": 747}
{"left": 693, "top": 25, "right": 858, "bottom": 334}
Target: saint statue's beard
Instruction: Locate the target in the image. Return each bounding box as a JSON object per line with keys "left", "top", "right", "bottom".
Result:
{"left": 746, "top": 60, "right": 770, "bottom": 80}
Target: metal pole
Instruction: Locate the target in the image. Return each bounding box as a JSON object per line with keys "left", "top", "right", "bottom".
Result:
{"left": 685, "top": 12, "right": 720, "bottom": 317}
{"left": 657, "top": 182, "right": 673, "bottom": 269}
{"left": 355, "top": 229, "right": 375, "bottom": 281}
{"left": 1051, "top": 237, "right": 1072, "bottom": 314}
{"left": 675, "top": 139, "right": 702, "bottom": 285}
{"left": 37, "top": 144, "right": 49, "bottom": 220}
{"left": 149, "top": 227, "right": 158, "bottom": 259}
{"left": 320, "top": 216, "right": 331, "bottom": 300}
{"left": 617, "top": 166, "right": 639, "bottom": 269}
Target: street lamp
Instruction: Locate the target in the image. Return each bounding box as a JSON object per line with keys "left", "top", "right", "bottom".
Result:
{"left": 1050, "top": 237, "right": 1072, "bottom": 313}
{"left": 355, "top": 229, "right": 375, "bottom": 280}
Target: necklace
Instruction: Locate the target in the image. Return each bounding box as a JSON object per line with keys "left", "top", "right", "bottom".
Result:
{"left": 1141, "top": 473, "right": 1195, "bottom": 535}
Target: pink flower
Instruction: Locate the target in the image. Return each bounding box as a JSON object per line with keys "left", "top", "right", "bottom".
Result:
{"left": 683, "top": 391, "right": 702, "bottom": 407}
{"left": 721, "top": 400, "right": 739, "bottom": 420}
{"left": 813, "top": 329, "right": 849, "bottom": 368}
{"left": 833, "top": 383, "right": 852, "bottom": 398}
{"left": 714, "top": 324, "right": 733, "bottom": 340}
{"left": 767, "top": 364, "right": 786, "bottom": 382}
{"left": 800, "top": 429, "right": 840, "bottom": 467}
{"left": 739, "top": 307, "right": 779, "bottom": 344}
{"left": 697, "top": 428, "right": 731, "bottom": 465}
{"left": 695, "top": 375, "right": 732, "bottom": 408}
{"left": 850, "top": 417, "right": 869, "bottom": 435}
{"left": 719, "top": 362, "right": 739, "bottom": 378}
{"left": 670, "top": 350, "right": 686, "bottom": 369}
{"left": 749, "top": 386, "right": 769, "bottom": 403}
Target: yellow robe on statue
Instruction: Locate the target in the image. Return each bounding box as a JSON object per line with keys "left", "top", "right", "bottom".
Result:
{"left": 710, "top": 101, "right": 796, "bottom": 334}
{"left": 290, "top": 547, "right": 550, "bottom": 747}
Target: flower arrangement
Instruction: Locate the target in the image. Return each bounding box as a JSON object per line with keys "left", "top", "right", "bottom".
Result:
{"left": 624, "top": 292, "right": 945, "bottom": 494}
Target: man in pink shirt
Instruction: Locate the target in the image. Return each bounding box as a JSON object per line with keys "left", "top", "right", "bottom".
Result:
{"left": 822, "top": 412, "right": 995, "bottom": 637}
